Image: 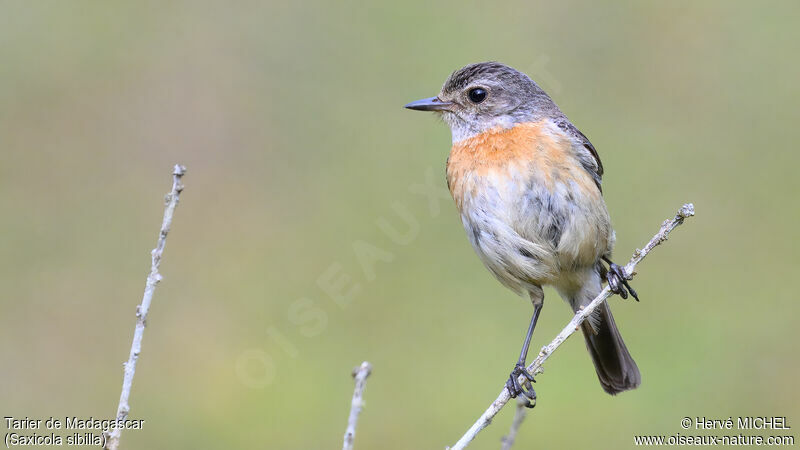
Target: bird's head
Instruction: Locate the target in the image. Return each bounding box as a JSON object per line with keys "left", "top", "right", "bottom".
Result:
{"left": 405, "top": 62, "right": 560, "bottom": 142}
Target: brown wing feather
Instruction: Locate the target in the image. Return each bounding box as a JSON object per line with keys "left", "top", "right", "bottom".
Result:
{"left": 556, "top": 120, "right": 604, "bottom": 192}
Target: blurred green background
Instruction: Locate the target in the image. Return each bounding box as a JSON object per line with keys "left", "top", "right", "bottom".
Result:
{"left": 1, "top": 1, "right": 798, "bottom": 448}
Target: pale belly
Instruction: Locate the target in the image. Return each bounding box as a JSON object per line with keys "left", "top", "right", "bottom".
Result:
{"left": 455, "top": 166, "right": 613, "bottom": 295}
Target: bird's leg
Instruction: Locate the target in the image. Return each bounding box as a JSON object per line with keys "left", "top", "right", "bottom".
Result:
{"left": 506, "top": 299, "right": 542, "bottom": 408}
{"left": 602, "top": 256, "right": 639, "bottom": 301}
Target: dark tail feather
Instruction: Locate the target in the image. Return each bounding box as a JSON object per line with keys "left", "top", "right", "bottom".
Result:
{"left": 581, "top": 301, "right": 641, "bottom": 395}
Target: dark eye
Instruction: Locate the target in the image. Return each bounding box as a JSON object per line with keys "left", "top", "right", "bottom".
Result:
{"left": 468, "top": 87, "right": 487, "bottom": 103}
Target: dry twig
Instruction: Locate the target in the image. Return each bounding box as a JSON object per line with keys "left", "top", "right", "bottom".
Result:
{"left": 343, "top": 361, "right": 373, "bottom": 450}
{"left": 104, "top": 165, "right": 186, "bottom": 450}
{"left": 500, "top": 398, "right": 530, "bottom": 450}
{"left": 447, "top": 203, "right": 695, "bottom": 450}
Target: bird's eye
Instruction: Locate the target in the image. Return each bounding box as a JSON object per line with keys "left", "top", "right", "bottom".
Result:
{"left": 468, "top": 87, "right": 487, "bottom": 103}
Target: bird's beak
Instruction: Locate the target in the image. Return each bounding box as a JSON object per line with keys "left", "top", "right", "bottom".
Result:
{"left": 404, "top": 96, "right": 453, "bottom": 112}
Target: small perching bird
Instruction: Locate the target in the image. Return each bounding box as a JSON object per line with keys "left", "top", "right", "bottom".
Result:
{"left": 406, "top": 62, "right": 640, "bottom": 406}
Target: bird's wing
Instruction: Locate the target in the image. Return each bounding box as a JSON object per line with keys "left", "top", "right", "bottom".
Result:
{"left": 556, "top": 120, "right": 604, "bottom": 192}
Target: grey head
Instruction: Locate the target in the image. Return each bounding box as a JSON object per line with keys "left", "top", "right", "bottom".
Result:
{"left": 405, "top": 62, "right": 564, "bottom": 142}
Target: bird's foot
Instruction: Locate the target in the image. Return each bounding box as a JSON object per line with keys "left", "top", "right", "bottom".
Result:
{"left": 506, "top": 363, "right": 536, "bottom": 408}
{"left": 604, "top": 258, "right": 639, "bottom": 301}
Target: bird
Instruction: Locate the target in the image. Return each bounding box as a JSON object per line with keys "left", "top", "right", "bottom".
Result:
{"left": 405, "top": 62, "right": 640, "bottom": 407}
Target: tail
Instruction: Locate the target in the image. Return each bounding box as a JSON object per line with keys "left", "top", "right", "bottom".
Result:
{"left": 581, "top": 301, "right": 641, "bottom": 395}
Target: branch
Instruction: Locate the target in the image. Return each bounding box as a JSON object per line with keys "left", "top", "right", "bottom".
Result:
{"left": 343, "top": 361, "right": 373, "bottom": 450}
{"left": 500, "top": 398, "right": 530, "bottom": 450}
{"left": 104, "top": 165, "right": 187, "bottom": 450}
{"left": 448, "top": 203, "right": 695, "bottom": 450}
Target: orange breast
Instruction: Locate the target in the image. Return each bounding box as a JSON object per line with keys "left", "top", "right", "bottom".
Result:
{"left": 446, "top": 121, "right": 600, "bottom": 210}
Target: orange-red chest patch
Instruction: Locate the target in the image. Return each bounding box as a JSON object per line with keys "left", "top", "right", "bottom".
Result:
{"left": 446, "top": 120, "right": 599, "bottom": 211}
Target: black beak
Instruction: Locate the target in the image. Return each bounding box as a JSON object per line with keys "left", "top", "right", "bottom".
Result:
{"left": 404, "top": 96, "right": 453, "bottom": 111}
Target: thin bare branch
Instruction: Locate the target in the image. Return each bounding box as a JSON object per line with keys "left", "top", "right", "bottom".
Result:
{"left": 448, "top": 203, "right": 695, "bottom": 450}
{"left": 343, "top": 361, "right": 373, "bottom": 450}
{"left": 500, "top": 398, "right": 530, "bottom": 450}
{"left": 104, "top": 165, "right": 187, "bottom": 450}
